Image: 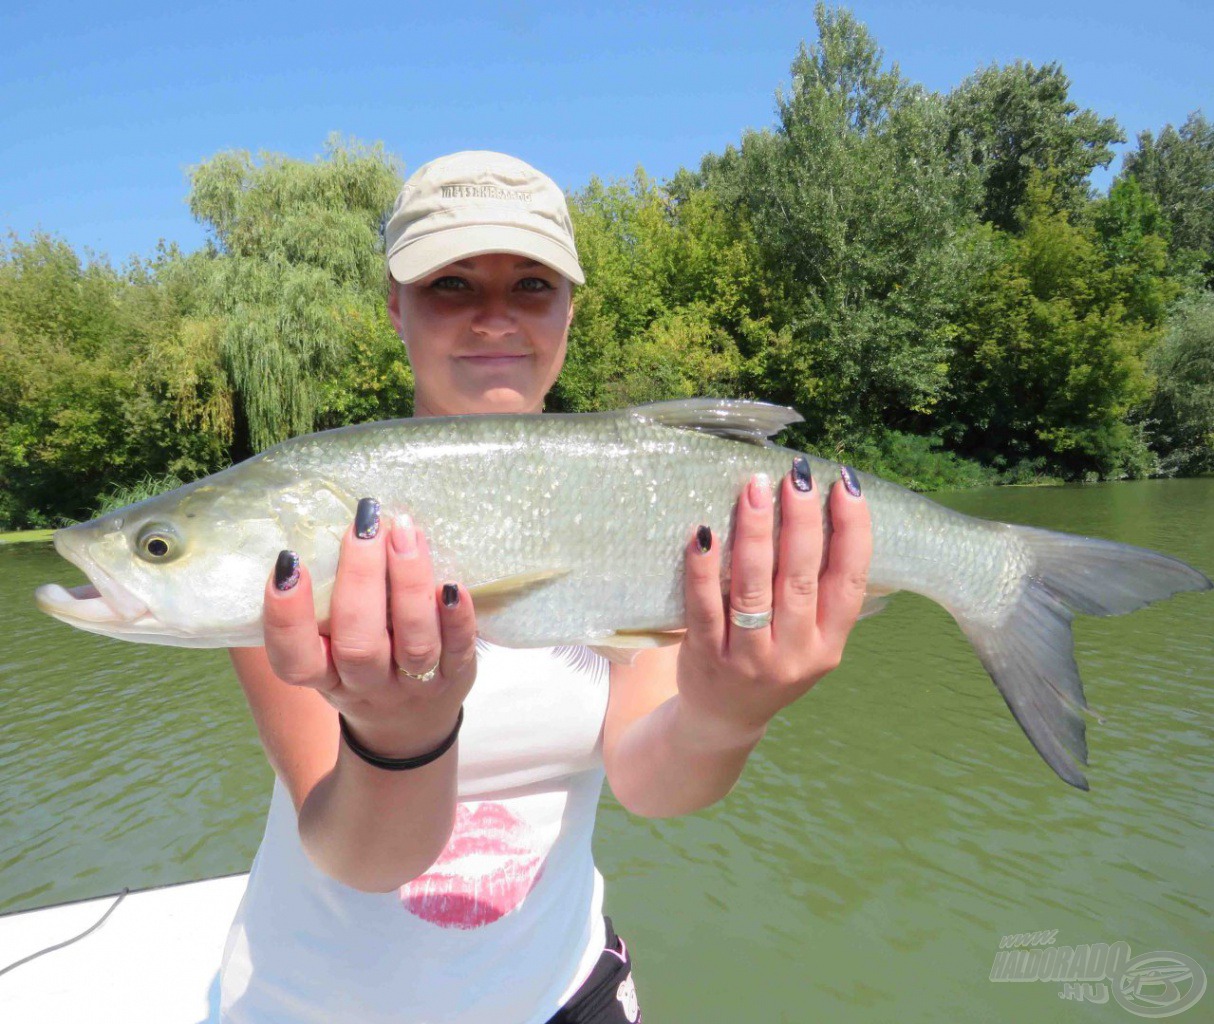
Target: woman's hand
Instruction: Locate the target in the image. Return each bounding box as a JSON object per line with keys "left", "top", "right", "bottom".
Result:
{"left": 262, "top": 497, "right": 477, "bottom": 760}
{"left": 676, "top": 459, "right": 872, "bottom": 745}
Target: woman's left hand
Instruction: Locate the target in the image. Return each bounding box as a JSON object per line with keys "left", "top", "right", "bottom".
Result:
{"left": 675, "top": 459, "right": 873, "bottom": 745}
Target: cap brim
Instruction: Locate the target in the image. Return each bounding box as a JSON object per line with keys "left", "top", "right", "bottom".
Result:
{"left": 388, "top": 225, "right": 585, "bottom": 285}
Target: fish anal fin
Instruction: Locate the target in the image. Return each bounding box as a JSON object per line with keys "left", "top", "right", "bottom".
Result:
{"left": 589, "top": 629, "right": 685, "bottom": 665}
{"left": 589, "top": 646, "right": 640, "bottom": 666}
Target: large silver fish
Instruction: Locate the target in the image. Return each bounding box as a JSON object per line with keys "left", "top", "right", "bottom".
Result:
{"left": 35, "top": 399, "right": 1211, "bottom": 788}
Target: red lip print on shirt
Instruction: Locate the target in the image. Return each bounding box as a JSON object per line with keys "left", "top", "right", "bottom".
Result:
{"left": 400, "top": 801, "right": 545, "bottom": 929}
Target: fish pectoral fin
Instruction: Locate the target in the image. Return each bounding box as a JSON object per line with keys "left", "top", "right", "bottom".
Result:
{"left": 858, "top": 589, "right": 896, "bottom": 619}
{"left": 628, "top": 398, "right": 804, "bottom": 446}
{"left": 588, "top": 629, "right": 686, "bottom": 665}
{"left": 271, "top": 480, "right": 359, "bottom": 554}
{"left": 466, "top": 569, "right": 570, "bottom": 613}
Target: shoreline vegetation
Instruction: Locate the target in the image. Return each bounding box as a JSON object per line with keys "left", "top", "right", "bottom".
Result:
{"left": 0, "top": 530, "right": 54, "bottom": 545}
{"left": 2, "top": 5, "right": 1211, "bottom": 531}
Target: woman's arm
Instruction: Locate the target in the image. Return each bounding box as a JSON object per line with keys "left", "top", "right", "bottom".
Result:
{"left": 232, "top": 504, "right": 477, "bottom": 893}
{"left": 601, "top": 643, "right": 762, "bottom": 818}
{"left": 603, "top": 463, "right": 872, "bottom": 818}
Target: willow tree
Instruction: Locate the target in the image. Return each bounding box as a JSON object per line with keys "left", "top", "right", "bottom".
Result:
{"left": 188, "top": 136, "right": 402, "bottom": 454}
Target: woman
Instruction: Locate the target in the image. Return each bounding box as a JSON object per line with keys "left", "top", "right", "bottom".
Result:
{"left": 219, "top": 151, "right": 872, "bottom": 1023}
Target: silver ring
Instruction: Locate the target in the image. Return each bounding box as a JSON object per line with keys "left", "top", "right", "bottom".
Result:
{"left": 729, "top": 606, "right": 773, "bottom": 630}
{"left": 398, "top": 660, "right": 440, "bottom": 682}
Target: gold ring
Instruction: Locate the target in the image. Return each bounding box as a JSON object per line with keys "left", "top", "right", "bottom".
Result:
{"left": 398, "top": 660, "right": 440, "bottom": 682}
{"left": 729, "top": 606, "right": 773, "bottom": 630}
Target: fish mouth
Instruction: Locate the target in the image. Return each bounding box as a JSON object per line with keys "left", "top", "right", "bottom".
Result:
{"left": 34, "top": 582, "right": 133, "bottom": 624}
{"left": 35, "top": 531, "right": 153, "bottom": 631}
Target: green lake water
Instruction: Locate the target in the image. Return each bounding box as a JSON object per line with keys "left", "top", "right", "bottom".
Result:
{"left": 2, "top": 479, "right": 1212, "bottom": 1022}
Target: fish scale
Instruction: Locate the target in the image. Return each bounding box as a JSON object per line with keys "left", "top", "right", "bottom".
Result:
{"left": 35, "top": 398, "right": 1211, "bottom": 789}
{"left": 287, "top": 411, "right": 782, "bottom": 645}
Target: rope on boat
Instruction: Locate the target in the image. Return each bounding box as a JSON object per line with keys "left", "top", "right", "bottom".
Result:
{"left": 0, "top": 888, "right": 129, "bottom": 979}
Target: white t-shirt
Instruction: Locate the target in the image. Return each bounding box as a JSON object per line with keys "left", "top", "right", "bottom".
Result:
{"left": 220, "top": 642, "right": 611, "bottom": 1024}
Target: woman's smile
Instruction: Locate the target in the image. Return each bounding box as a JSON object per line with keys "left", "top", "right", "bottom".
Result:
{"left": 457, "top": 352, "right": 531, "bottom": 365}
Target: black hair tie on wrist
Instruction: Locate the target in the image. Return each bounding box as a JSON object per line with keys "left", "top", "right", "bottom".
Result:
{"left": 339, "top": 708, "right": 464, "bottom": 770}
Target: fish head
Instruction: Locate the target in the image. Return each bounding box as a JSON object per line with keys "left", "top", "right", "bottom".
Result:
{"left": 34, "top": 465, "right": 354, "bottom": 647}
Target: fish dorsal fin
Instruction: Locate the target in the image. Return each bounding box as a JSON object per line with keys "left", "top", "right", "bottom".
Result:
{"left": 628, "top": 398, "right": 803, "bottom": 446}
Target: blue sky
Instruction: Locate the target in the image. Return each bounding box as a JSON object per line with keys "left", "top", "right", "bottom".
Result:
{"left": 2, "top": 0, "right": 1209, "bottom": 263}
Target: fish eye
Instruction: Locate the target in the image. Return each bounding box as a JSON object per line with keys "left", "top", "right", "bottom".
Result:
{"left": 135, "top": 525, "right": 181, "bottom": 563}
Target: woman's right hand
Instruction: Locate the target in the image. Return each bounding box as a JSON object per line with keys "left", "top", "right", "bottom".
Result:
{"left": 261, "top": 497, "right": 477, "bottom": 760}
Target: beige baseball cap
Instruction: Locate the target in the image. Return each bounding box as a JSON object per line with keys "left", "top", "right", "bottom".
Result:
{"left": 385, "top": 151, "right": 585, "bottom": 285}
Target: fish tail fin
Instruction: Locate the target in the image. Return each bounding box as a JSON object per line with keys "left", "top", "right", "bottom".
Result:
{"left": 953, "top": 526, "right": 1211, "bottom": 790}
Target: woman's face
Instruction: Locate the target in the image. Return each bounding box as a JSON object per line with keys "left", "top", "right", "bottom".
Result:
{"left": 388, "top": 252, "right": 574, "bottom": 418}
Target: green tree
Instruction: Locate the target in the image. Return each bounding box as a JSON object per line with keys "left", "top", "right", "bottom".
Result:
{"left": 188, "top": 136, "right": 402, "bottom": 454}
{"left": 690, "top": 4, "right": 984, "bottom": 445}
{"left": 946, "top": 61, "right": 1123, "bottom": 232}
{"left": 0, "top": 235, "right": 231, "bottom": 527}
{"left": 315, "top": 299, "right": 415, "bottom": 428}
{"left": 1122, "top": 111, "right": 1214, "bottom": 286}
{"left": 1090, "top": 176, "right": 1179, "bottom": 326}
{"left": 942, "top": 175, "right": 1154, "bottom": 478}
{"left": 1139, "top": 291, "right": 1214, "bottom": 474}
{"left": 555, "top": 172, "right": 769, "bottom": 411}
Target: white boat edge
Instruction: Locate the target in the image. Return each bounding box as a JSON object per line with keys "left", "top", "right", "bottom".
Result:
{"left": 0, "top": 873, "right": 249, "bottom": 1023}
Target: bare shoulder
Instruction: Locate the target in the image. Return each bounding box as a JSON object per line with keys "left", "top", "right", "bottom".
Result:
{"left": 229, "top": 647, "right": 340, "bottom": 812}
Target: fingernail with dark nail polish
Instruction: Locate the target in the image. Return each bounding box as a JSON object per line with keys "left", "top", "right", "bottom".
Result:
{"left": 442, "top": 583, "right": 459, "bottom": 608}
{"left": 792, "top": 455, "right": 813, "bottom": 493}
{"left": 841, "top": 465, "right": 862, "bottom": 498}
{"left": 275, "top": 550, "right": 300, "bottom": 591}
{"left": 696, "top": 524, "right": 712, "bottom": 553}
{"left": 355, "top": 497, "right": 381, "bottom": 539}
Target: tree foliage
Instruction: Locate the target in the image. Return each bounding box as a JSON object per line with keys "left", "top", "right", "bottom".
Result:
{"left": 690, "top": 4, "right": 984, "bottom": 446}
{"left": 0, "top": 236, "right": 231, "bottom": 526}
{"left": 946, "top": 61, "right": 1123, "bottom": 232}
{"left": 941, "top": 175, "right": 1156, "bottom": 478}
{"left": 189, "top": 136, "right": 402, "bottom": 454}
{"left": 1122, "top": 111, "right": 1214, "bottom": 286}
{"left": 1090, "top": 176, "right": 1179, "bottom": 326}
{"left": 556, "top": 173, "right": 769, "bottom": 411}
{"left": 1140, "top": 291, "right": 1214, "bottom": 475}
{"left": 1, "top": 8, "right": 1208, "bottom": 528}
